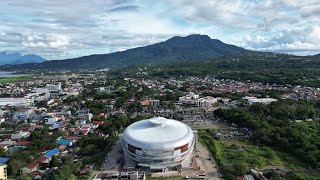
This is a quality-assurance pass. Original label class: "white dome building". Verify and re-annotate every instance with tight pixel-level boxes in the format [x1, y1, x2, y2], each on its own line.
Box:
[123, 117, 195, 171]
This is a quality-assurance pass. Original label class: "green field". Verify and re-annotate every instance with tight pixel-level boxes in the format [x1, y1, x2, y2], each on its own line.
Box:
[0, 76, 32, 83]
[198, 129, 319, 180]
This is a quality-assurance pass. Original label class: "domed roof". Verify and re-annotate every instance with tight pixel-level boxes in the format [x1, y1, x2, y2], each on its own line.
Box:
[123, 117, 194, 150]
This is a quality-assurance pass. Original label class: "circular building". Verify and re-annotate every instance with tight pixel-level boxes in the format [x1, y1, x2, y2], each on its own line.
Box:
[123, 117, 195, 171]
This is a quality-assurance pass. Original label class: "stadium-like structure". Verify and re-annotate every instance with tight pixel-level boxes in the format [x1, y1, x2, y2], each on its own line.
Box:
[123, 117, 195, 171]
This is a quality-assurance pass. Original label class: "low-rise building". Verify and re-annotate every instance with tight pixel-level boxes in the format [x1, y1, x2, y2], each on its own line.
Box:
[44, 113, 59, 125]
[179, 92, 216, 107]
[140, 99, 160, 106]
[76, 109, 93, 122]
[20, 156, 49, 174]
[11, 131, 31, 140]
[247, 98, 278, 106]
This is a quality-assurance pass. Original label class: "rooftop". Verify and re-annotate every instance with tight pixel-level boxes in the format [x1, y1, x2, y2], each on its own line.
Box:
[123, 117, 194, 150]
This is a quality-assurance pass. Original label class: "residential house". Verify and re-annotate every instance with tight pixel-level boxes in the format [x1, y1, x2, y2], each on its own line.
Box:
[11, 131, 30, 140]
[20, 156, 49, 174]
[43, 148, 60, 161]
[13, 108, 34, 122]
[76, 109, 93, 122]
[44, 113, 59, 125]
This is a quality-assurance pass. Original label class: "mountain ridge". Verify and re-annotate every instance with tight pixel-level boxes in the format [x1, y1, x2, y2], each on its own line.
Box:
[0, 51, 45, 65]
[0, 34, 246, 71]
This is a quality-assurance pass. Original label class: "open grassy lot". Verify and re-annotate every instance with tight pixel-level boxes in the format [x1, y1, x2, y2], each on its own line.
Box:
[198, 129, 318, 179]
[0, 76, 32, 83]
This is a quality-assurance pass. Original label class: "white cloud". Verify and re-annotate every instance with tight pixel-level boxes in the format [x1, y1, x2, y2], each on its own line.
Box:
[0, 0, 320, 58]
[21, 34, 72, 48]
[243, 25, 320, 54]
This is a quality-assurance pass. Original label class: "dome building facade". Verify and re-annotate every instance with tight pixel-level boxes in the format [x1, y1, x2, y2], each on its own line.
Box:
[122, 117, 195, 171]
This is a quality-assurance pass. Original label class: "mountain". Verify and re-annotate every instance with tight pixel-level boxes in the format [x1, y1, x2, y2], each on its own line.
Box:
[0, 34, 246, 71]
[12, 54, 46, 64]
[0, 51, 45, 65]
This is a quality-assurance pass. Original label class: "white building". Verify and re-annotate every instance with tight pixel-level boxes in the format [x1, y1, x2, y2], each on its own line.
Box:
[248, 98, 278, 106]
[123, 117, 195, 172]
[195, 96, 218, 107]
[44, 113, 59, 125]
[11, 131, 31, 139]
[179, 92, 216, 107]
[46, 83, 62, 93]
[179, 92, 199, 105]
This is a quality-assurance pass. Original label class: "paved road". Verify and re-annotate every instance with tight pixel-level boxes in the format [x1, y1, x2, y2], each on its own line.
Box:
[101, 134, 123, 171]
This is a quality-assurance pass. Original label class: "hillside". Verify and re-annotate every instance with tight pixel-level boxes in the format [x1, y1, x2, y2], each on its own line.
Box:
[0, 51, 45, 65]
[0, 34, 245, 71]
[134, 51, 320, 87]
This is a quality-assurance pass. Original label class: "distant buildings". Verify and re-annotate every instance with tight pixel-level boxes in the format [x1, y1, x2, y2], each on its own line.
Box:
[46, 83, 62, 93]
[140, 99, 160, 106]
[179, 92, 199, 105]
[0, 97, 33, 107]
[247, 98, 278, 106]
[179, 92, 217, 107]
[26, 88, 50, 102]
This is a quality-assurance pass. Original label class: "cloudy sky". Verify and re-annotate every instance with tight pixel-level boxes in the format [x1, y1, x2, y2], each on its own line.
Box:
[0, 0, 320, 59]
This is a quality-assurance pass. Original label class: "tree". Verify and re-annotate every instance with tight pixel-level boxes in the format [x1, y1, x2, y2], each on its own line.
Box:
[16, 174, 33, 180]
[83, 144, 97, 156]
[7, 159, 26, 177]
[0, 148, 6, 157]
[233, 162, 247, 175]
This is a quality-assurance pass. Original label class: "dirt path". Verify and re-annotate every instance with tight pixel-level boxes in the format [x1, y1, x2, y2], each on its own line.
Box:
[195, 141, 222, 180]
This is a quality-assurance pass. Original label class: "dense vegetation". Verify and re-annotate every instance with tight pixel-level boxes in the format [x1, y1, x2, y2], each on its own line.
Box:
[199, 130, 318, 180]
[145, 52, 320, 87]
[215, 99, 320, 169]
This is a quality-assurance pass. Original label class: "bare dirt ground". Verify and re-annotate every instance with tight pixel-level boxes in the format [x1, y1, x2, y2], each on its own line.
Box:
[194, 141, 222, 180]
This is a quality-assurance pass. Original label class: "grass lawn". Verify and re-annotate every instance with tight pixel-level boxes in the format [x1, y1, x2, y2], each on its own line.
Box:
[0, 76, 32, 83]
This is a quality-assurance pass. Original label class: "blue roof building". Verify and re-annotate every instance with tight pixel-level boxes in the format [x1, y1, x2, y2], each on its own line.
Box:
[56, 139, 74, 146]
[44, 148, 60, 158]
[0, 158, 10, 164]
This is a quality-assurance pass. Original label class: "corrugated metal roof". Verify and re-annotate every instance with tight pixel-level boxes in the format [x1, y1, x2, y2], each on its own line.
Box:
[56, 139, 73, 145]
[44, 148, 60, 158]
[0, 157, 10, 164]
[26, 156, 48, 169]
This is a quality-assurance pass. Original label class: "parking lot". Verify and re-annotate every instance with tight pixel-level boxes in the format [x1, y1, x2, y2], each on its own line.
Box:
[182, 113, 230, 130]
